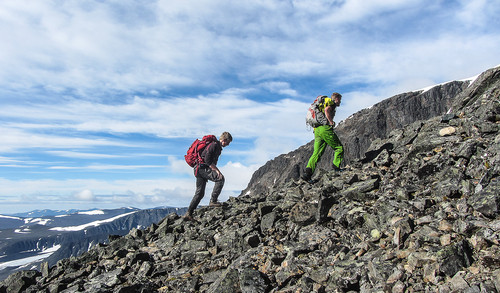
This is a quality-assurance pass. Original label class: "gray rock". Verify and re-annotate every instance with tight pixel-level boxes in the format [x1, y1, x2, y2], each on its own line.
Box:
[450, 271, 470, 292]
[340, 178, 380, 201]
[207, 268, 240, 293]
[84, 268, 123, 291]
[0, 270, 40, 293]
[438, 241, 474, 277]
[290, 202, 317, 225]
[239, 267, 268, 293]
[260, 211, 278, 231]
[469, 179, 499, 218]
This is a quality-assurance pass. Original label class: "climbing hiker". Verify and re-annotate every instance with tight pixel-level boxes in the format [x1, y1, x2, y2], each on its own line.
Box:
[302, 92, 344, 182]
[184, 132, 233, 221]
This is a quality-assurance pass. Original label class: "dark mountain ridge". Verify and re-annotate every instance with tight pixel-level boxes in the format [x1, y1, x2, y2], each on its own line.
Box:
[1, 66, 498, 292]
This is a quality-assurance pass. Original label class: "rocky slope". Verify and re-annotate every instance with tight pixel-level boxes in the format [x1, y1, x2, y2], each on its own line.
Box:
[1, 66, 498, 292]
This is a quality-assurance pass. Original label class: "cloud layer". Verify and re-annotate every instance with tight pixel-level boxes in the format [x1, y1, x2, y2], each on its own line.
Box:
[1, 0, 499, 214]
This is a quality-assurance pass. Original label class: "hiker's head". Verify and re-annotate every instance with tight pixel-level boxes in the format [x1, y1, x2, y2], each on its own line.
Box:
[331, 92, 342, 106]
[220, 132, 232, 147]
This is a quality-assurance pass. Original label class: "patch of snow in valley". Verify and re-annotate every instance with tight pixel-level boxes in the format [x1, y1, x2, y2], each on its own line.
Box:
[49, 211, 137, 231]
[24, 218, 52, 225]
[0, 245, 61, 271]
[14, 228, 31, 234]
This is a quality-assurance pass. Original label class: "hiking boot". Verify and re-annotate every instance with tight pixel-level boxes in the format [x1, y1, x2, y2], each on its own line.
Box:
[332, 165, 344, 172]
[301, 167, 313, 181]
[209, 201, 222, 207]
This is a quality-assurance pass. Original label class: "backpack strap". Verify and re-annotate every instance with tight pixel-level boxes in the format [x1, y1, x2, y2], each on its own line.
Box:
[317, 95, 329, 112]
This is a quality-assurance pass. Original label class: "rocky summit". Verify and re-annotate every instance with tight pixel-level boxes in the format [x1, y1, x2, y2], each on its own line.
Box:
[1, 66, 499, 292]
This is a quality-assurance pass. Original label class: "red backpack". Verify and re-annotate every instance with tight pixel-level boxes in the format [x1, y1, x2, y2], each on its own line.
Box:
[184, 135, 218, 167]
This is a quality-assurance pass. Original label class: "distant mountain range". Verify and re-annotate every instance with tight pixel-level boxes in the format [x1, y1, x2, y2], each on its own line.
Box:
[0, 206, 186, 281]
[9, 209, 81, 218]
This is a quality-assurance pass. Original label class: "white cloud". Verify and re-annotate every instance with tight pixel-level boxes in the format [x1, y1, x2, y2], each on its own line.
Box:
[46, 151, 124, 159]
[456, 0, 489, 28]
[0, 156, 26, 166]
[321, 0, 420, 24]
[1, 0, 498, 100]
[48, 164, 165, 171]
[220, 161, 260, 193]
[74, 189, 96, 201]
[1, 93, 311, 150]
[167, 156, 193, 176]
[0, 177, 195, 212]
[260, 81, 299, 97]
[0, 125, 131, 153]
[0, 156, 263, 214]
[337, 91, 383, 122]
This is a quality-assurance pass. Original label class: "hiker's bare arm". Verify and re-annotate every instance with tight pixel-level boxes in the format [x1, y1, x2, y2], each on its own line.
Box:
[325, 106, 335, 125]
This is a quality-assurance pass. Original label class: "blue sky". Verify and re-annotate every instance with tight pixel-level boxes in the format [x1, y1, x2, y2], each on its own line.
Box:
[1, 0, 499, 214]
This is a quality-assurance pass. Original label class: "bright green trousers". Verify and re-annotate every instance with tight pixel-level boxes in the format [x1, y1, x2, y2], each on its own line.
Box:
[306, 125, 344, 173]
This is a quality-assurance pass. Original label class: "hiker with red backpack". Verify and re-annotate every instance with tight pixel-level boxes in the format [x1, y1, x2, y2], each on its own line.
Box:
[302, 92, 344, 183]
[184, 132, 233, 221]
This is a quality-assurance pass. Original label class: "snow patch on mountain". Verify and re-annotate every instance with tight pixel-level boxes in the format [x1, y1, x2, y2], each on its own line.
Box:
[14, 228, 31, 234]
[0, 245, 61, 271]
[0, 215, 22, 221]
[77, 210, 105, 215]
[417, 75, 478, 93]
[24, 218, 52, 225]
[49, 211, 138, 232]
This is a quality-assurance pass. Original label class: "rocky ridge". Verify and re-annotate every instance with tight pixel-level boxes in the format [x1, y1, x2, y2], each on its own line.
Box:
[241, 79, 469, 197]
[1, 66, 499, 292]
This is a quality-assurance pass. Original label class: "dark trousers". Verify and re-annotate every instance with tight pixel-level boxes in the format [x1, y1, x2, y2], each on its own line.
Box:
[187, 165, 224, 214]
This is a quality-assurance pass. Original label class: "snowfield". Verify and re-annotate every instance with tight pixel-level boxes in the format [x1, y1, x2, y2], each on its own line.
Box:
[0, 215, 22, 221]
[49, 211, 138, 232]
[77, 210, 105, 215]
[14, 228, 31, 234]
[0, 245, 61, 271]
[24, 218, 52, 225]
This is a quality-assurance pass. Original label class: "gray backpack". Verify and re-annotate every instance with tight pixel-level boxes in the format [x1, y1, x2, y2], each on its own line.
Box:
[306, 95, 329, 128]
